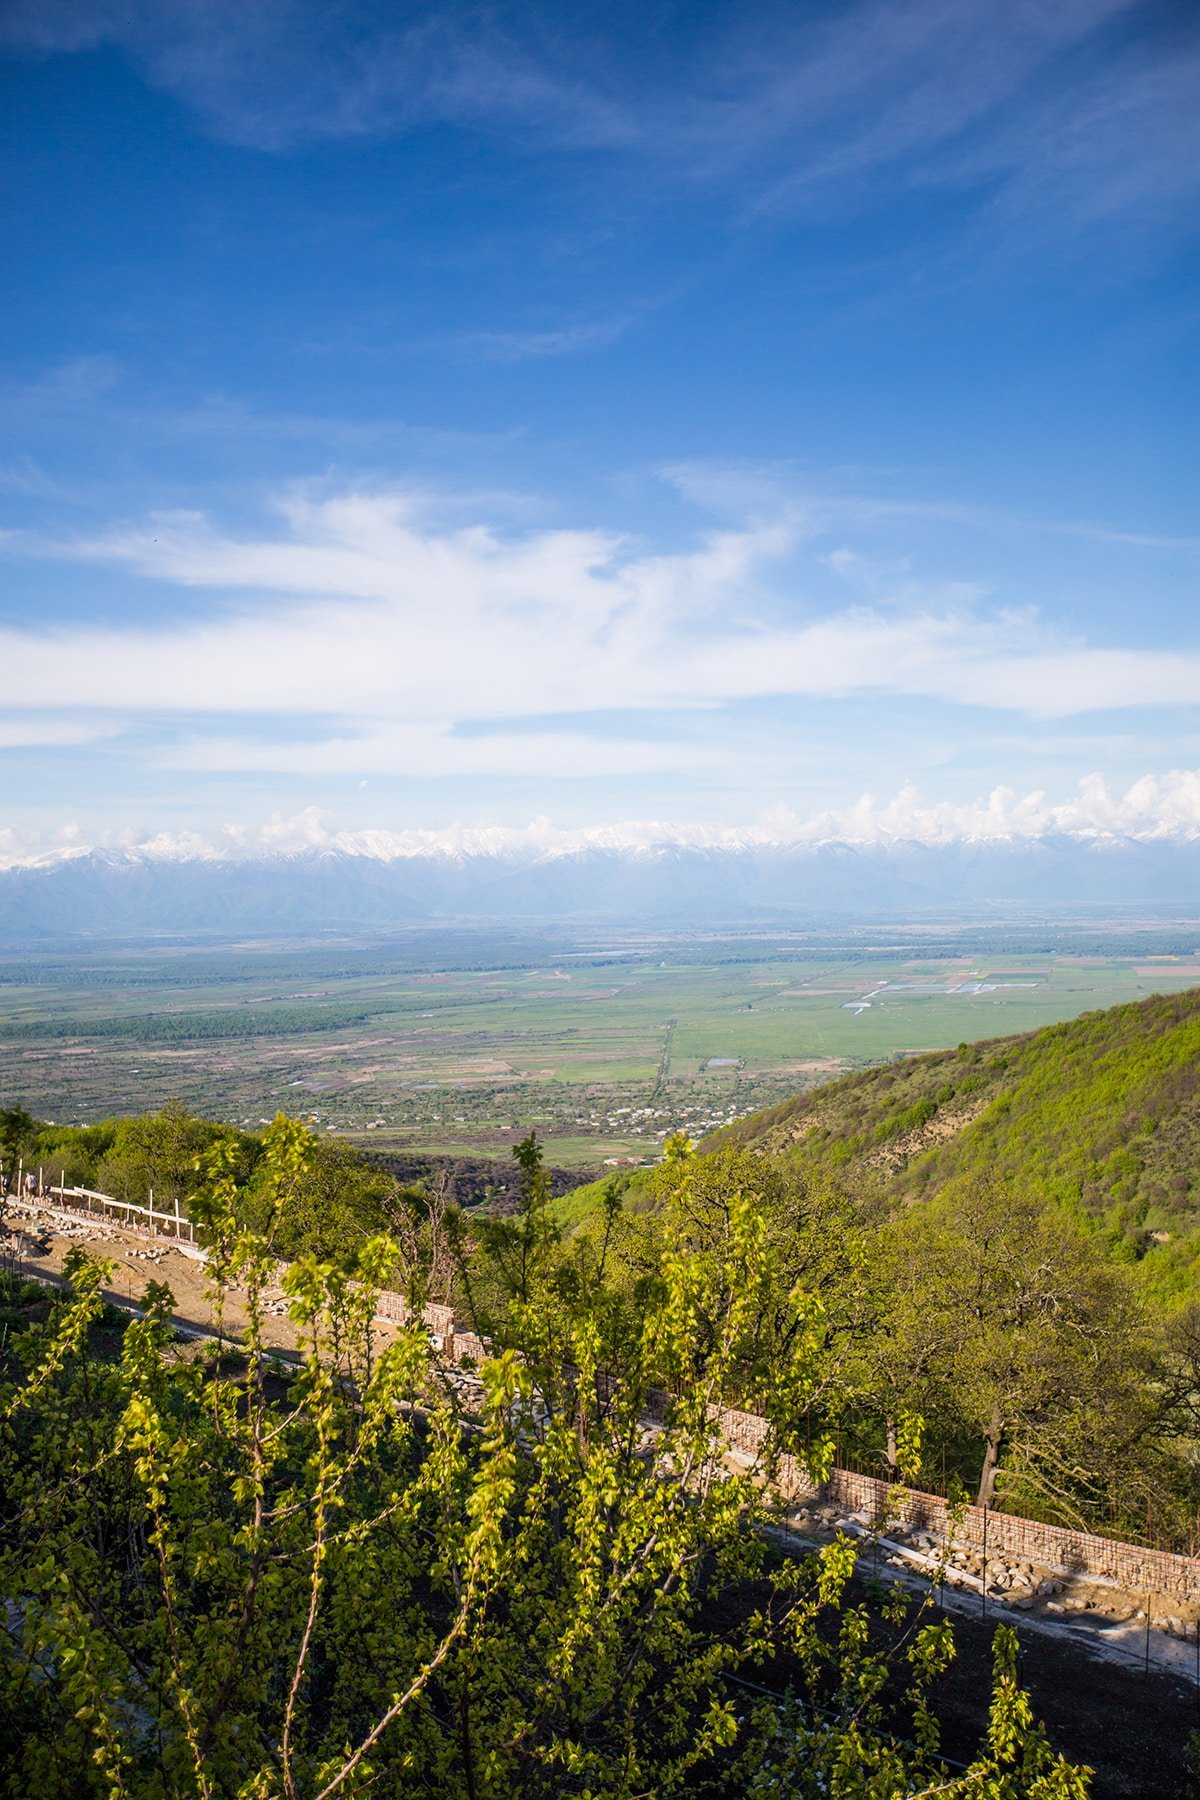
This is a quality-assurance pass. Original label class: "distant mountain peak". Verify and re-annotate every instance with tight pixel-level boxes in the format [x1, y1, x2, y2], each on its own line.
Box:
[0, 830, 1196, 940]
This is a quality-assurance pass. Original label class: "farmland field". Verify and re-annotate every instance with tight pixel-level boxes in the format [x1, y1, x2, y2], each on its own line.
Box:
[1, 919, 1198, 1168]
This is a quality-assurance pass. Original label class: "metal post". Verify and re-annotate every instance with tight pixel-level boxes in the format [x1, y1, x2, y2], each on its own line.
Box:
[1144, 1594, 1151, 1674]
[981, 1507, 988, 1624]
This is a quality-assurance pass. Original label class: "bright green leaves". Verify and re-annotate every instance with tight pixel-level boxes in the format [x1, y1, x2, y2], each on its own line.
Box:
[0, 1124, 1093, 1798]
[958, 1627, 1093, 1799]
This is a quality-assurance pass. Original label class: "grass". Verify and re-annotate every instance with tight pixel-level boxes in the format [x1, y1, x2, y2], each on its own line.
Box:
[2, 922, 1199, 1165]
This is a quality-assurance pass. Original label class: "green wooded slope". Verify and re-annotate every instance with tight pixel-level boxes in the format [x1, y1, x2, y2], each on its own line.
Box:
[708, 987, 1200, 1259]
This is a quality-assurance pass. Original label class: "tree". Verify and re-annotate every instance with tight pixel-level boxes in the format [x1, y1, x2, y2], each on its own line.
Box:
[884, 1181, 1157, 1516]
[236, 1127, 413, 1262]
[94, 1099, 252, 1212]
[0, 1103, 39, 1184]
[0, 1123, 1090, 1796]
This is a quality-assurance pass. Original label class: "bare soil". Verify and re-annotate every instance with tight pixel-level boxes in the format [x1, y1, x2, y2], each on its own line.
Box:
[928, 1597, 1196, 1798]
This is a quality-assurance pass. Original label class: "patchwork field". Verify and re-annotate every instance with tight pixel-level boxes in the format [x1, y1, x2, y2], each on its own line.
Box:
[1, 920, 1198, 1167]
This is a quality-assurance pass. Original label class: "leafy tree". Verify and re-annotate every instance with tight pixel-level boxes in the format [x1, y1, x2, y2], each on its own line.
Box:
[93, 1098, 253, 1212]
[0, 1125, 1089, 1796]
[882, 1182, 1157, 1516]
[0, 1103, 39, 1182]
[236, 1128, 415, 1262]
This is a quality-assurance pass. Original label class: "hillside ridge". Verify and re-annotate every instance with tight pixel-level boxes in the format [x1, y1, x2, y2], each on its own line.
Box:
[707, 986, 1200, 1267]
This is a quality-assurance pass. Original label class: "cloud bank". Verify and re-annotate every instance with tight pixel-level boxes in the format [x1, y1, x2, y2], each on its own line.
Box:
[5, 772, 1200, 871]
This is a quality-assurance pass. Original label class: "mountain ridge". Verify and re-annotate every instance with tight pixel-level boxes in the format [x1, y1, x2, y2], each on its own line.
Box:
[1, 835, 1198, 940]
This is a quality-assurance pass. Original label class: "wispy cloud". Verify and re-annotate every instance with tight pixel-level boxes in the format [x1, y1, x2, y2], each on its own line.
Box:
[0, 457, 70, 500]
[0, 1, 636, 153]
[661, 459, 1200, 558]
[0, 354, 122, 410]
[0, 481, 1196, 789]
[455, 316, 636, 362]
[5, 0, 1195, 245]
[0, 718, 121, 749]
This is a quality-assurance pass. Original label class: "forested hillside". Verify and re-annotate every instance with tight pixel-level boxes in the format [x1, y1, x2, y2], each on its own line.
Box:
[546, 990, 1200, 1549]
[710, 987, 1200, 1280]
[9, 987, 1200, 1557]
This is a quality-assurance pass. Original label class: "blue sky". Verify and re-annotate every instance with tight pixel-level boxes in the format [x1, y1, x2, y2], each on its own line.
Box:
[0, 0, 1198, 859]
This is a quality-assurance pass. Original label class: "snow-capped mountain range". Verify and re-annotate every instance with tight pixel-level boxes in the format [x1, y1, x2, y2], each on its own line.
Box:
[0, 826, 1198, 939]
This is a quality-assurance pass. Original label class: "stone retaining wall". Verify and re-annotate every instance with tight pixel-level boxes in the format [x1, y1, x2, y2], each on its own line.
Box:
[450, 1331, 489, 1365]
[712, 1404, 1199, 1601]
[801, 1464, 1200, 1602]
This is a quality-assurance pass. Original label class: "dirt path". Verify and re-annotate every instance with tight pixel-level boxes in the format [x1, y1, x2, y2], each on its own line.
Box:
[4, 1205, 391, 1360]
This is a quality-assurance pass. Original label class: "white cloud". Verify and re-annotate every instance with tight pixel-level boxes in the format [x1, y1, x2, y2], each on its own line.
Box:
[0, 821, 86, 868]
[1, 487, 800, 740]
[775, 770, 1200, 845]
[6, 771, 1200, 871]
[159, 725, 729, 781]
[0, 483, 1196, 785]
[0, 718, 121, 749]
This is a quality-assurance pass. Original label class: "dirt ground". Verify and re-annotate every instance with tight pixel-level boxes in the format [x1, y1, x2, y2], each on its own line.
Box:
[922, 1589, 1196, 1797]
[6, 1206, 311, 1352]
[5, 1205, 417, 1366]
